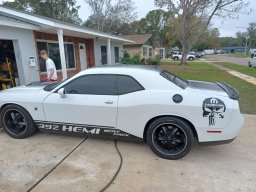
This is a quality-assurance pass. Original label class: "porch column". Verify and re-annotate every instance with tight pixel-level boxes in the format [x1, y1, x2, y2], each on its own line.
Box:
[107, 38, 111, 65]
[57, 28, 67, 79]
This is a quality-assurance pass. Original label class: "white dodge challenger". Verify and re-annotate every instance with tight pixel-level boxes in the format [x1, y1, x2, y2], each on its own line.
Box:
[0, 65, 244, 159]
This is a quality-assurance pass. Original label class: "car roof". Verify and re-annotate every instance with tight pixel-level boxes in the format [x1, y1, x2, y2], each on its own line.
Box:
[80, 64, 163, 75]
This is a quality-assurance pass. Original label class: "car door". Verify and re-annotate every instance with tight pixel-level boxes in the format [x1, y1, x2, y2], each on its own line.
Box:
[42, 74, 118, 128]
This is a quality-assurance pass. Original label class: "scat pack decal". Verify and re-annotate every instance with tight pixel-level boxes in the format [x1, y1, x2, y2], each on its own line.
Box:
[35, 121, 140, 139]
[202, 98, 226, 126]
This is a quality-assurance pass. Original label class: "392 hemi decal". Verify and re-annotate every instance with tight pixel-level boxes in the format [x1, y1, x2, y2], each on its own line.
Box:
[35, 121, 140, 139]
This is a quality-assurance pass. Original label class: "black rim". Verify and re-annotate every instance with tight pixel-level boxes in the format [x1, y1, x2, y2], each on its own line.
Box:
[152, 123, 187, 156]
[3, 109, 27, 135]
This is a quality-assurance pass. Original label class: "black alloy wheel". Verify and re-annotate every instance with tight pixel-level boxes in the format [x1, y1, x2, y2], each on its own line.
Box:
[3, 109, 27, 135]
[153, 123, 187, 156]
[147, 117, 194, 160]
[0, 104, 37, 139]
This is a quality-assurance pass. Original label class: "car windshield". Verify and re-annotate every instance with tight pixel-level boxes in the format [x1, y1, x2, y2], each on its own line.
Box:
[43, 79, 68, 91]
[160, 70, 188, 89]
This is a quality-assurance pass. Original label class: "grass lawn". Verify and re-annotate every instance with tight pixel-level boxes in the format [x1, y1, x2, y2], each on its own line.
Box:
[228, 53, 250, 58]
[160, 62, 256, 114]
[214, 62, 256, 78]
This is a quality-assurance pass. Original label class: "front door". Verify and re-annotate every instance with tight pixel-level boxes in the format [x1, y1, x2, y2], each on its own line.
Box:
[42, 75, 118, 128]
[79, 43, 87, 70]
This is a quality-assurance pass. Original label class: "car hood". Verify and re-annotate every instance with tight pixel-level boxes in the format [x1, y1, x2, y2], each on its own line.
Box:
[0, 82, 54, 103]
[1, 81, 54, 93]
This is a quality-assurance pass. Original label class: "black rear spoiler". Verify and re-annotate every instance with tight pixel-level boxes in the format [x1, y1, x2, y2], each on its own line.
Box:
[216, 82, 239, 100]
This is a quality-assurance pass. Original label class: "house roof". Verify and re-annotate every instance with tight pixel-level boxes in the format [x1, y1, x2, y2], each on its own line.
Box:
[123, 34, 153, 45]
[0, 6, 133, 43]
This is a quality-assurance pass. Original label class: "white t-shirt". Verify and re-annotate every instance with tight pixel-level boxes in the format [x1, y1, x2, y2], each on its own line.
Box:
[46, 58, 57, 80]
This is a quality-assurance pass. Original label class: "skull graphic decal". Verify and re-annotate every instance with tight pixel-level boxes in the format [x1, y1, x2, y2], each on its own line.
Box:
[202, 98, 226, 126]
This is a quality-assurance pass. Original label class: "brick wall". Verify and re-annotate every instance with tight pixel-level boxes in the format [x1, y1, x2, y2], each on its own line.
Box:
[33, 31, 95, 81]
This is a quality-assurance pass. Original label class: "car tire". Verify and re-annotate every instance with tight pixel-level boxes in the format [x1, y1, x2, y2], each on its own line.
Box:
[174, 57, 178, 61]
[146, 117, 194, 160]
[189, 57, 194, 61]
[248, 62, 252, 67]
[0, 104, 37, 139]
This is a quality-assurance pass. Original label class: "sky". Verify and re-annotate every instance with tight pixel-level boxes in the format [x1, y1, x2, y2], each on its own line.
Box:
[77, 0, 256, 37]
[1, 0, 255, 37]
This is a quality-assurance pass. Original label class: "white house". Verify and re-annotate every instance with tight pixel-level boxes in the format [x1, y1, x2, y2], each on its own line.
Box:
[0, 6, 132, 89]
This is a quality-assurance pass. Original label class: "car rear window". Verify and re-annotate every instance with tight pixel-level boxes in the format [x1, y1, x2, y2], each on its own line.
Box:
[160, 70, 188, 89]
[117, 75, 144, 95]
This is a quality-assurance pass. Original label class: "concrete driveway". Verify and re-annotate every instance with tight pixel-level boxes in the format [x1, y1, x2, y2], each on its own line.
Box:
[0, 115, 256, 192]
[206, 55, 250, 66]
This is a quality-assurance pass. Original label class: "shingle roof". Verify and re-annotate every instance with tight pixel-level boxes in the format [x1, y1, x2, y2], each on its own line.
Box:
[123, 34, 152, 45]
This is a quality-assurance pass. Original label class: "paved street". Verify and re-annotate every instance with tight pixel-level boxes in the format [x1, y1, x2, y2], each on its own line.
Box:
[0, 115, 256, 192]
[206, 54, 251, 66]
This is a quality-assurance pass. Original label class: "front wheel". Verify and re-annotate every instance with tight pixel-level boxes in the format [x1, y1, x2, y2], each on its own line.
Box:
[248, 62, 252, 67]
[189, 57, 194, 61]
[147, 117, 194, 160]
[0, 104, 37, 139]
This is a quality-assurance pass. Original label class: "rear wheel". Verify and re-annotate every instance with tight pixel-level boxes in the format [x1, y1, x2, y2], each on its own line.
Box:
[174, 57, 178, 61]
[0, 105, 37, 139]
[189, 57, 194, 61]
[248, 62, 252, 67]
[146, 117, 194, 160]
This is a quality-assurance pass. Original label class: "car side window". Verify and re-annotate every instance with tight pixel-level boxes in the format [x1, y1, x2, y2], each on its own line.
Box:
[117, 75, 144, 95]
[64, 75, 117, 95]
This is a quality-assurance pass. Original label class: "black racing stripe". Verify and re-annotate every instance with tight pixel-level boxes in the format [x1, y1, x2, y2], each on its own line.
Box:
[34, 120, 115, 129]
[35, 120, 143, 141]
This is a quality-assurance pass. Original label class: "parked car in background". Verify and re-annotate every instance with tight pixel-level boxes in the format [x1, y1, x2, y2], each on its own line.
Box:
[195, 52, 205, 58]
[171, 52, 195, 61]
[204, 49, 215, 55]
[248, 53, 256, 67]
[215, 50, 225, 54]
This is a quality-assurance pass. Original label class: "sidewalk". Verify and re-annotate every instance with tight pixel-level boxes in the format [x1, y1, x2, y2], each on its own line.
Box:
[203, 59, 256, 85]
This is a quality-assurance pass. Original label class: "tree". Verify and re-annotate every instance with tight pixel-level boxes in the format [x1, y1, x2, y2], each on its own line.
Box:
[136, 10, 171, 47]
[219, 37, 241, 47]
[117, 20, 143, 35]
[84, 0, 137, 34]
[155, 0, 249, 65]
[1, 0, 81, 24]
[193, 27, 220, 51]
[247, 23, 256, 48]
[236, 31, 248, 47]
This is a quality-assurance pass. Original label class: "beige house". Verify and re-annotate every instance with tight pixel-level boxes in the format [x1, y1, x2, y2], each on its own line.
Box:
[123, 34, 154, 59]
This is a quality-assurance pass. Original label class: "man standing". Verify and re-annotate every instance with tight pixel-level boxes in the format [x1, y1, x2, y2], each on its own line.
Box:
[40, 50, 58, 81]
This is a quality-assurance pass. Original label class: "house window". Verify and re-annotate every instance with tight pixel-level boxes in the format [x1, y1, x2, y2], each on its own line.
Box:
[37, 41, 76, 72]
[115, 47, 119, 63]
[143, 47, 147, 57]
[149, 48, 152, 57]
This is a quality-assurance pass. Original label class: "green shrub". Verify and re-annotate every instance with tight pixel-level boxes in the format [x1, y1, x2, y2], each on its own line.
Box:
[147, 55, 161, 65]
[120, 50, 141, 64]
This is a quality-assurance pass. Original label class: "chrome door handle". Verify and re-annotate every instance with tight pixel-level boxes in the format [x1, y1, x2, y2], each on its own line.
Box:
[105, 101, 114, 104]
